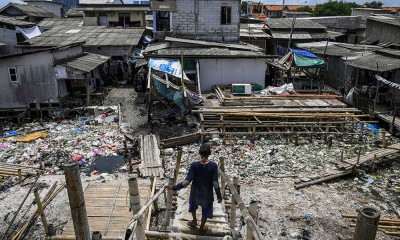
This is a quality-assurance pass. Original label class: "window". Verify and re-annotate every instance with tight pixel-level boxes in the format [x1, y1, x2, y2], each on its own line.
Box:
[8, 67, 17, 82]
[221, 6, 231, 24]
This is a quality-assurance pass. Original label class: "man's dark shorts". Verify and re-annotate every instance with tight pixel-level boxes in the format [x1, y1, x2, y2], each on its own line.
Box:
[188, 199, 213, 218]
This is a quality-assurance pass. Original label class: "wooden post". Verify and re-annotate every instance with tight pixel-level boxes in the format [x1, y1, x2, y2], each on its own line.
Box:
[390, 106, 397, 134]
[354, 207, 380, 240]
[34, 189, 49, 236]
[91, 231, 102, 240]
[85, 75, 90, 106]
[18, 169, 22, 185]
[229, 177, 239, 230]
[356, 146, 362, 165]
[128, 156, 133, 172]
[123, 140, 128, 154]
[219, 157, 225, 198]
[359, 122, 364, 142]
[173, 150, 182, 184]
[372, 154, 377, 172]
[246, 200, 258, 240]
[128, 177, 145, 239]
[328, 135, 333, 148]
[382, 131, 387, 148]
[294, 135, 298, 146]
[163, 178, 174, 227]
[340, 150, 344, 162]
[146, 177, 157, 230]
[39, 158, 44, 170]
[64, 163, 90, 240]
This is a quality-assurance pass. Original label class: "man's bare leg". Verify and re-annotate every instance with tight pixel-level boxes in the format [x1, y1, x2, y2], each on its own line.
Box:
[199, 217, 207, 234]
[191, 211, 198, 226]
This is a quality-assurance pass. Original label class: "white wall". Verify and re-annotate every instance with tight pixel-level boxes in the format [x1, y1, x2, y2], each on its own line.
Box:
[198, 58, 266, 91]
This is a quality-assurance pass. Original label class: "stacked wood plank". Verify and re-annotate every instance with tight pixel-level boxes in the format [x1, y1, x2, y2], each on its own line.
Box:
[139, 134, 164, 178]
[0, 163, 39, 179]
[160, 133, 201, 148]
[195, 87, 370, 137]
[294, 142, 400, 189]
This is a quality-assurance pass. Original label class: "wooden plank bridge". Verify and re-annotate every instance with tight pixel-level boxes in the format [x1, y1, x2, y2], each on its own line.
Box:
[295, 142, 400, 189]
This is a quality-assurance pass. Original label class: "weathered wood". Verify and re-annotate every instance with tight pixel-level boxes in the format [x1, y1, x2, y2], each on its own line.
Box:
[246, 200, 258, 240]
[145, 230, 230, 239]
[218, 168, 263, 240]
[354, 207, 380, 240]
[219, 157, 225, 199]
[229, 177, 238, 230]
[173, 150, 182, 184]
[128, 177, 145, 240]
[163, 178, 174, 227]
[64, 163, 90, 240]
[145, 177, 157, 230]
[34, 189, 49, 236]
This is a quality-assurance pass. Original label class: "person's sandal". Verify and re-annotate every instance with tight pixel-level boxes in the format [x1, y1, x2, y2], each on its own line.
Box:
[199, 226, 208, 235]
[187, 221, 198, 228]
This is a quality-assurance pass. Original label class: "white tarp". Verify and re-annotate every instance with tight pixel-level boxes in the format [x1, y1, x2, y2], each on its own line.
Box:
[148, 58, 189, 80]
[16, 26, 41, 39]
[261, 83, 296, 95]
[376, 75, 400, 90]
[345, 87, 355, 104]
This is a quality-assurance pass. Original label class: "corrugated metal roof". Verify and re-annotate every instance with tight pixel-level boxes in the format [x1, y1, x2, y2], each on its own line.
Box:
[38, 18, 83, 29]
[165, 36, 262, 51]
[152, 48, 268, 57]
[56, 52, 110, 72]
[368, 15, 400, 27]
[65, 7, 84, 17]
[0, 15, 35, 26]
[25, 25, 145, 47]
[0, 3, 56, 18]
[77, 4, 149, 11]
[266, 18, 326, 29]
[143, 42, 170, 53]
[270, 30, 311, 39]
[327, 31, 345, 39]
[240, 23, 271, 38]
[80, 0, 116, 4]
[346, 51, 400, 72]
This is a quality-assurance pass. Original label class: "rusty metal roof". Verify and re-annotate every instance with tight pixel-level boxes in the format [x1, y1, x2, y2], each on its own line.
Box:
[266, 18, 326, 29]
[346, 51, 400, 72]
[0, 3, 56, 18]
[151, 48, 268, 58]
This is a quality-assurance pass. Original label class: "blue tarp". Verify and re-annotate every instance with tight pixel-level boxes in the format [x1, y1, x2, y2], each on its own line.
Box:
[356, 123, 380, 133]
[292, 52, 325, 68]
[291, 49, 318, 58]
[152, 79, 186, 112]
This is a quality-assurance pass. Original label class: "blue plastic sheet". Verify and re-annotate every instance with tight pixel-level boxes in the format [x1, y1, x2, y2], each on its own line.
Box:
[291, 49, 318, 58]
[356, 123, 380, 133]
[152, 79, 186, 112]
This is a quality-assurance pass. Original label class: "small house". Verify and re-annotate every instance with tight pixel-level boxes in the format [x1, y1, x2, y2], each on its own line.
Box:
[0, 3, 56, 23]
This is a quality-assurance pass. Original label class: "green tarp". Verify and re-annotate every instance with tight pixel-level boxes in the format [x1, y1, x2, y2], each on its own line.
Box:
[293, 52, 325, 68]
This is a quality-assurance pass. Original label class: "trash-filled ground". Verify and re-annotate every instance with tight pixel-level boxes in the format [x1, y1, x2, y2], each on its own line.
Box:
[161, 130, 400, 239]
[1, 86, 400, 239]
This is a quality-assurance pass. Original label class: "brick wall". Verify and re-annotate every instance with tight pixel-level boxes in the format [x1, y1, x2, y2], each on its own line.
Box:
[171, 0, 240, 42]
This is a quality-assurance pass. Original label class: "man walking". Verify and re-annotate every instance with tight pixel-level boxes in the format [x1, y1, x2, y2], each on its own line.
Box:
[166, 144, 222, 235]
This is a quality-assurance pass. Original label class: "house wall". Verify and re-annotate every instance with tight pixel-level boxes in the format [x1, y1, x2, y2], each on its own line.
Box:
[83, 11, 145, 26]
[0, 51, 59, 109]
[366, 19, 400, 43]
[171, 0, 240, 42]
[83, 46, 131, 57]
[198, 58, 266, 91]
[83, 16, 98, 26]
[26, 1, 63, 17]
[325, 55, 356, 93]
[0, 28, 21, 56]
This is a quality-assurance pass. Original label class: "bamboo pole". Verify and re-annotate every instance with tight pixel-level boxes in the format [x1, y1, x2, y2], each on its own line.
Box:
[229, 177, 238, 230]
[145, 177, 157, 230]
[173, 150, 182, 184]
[219, 168, 263, 240]
[128, 177, 145, 240]
[246, 200, 258, 240]
[219, 157, 225, 199]
[64, 163, 90, 240]
[34, 189, 49, 236]
[163, 178, 174, 227]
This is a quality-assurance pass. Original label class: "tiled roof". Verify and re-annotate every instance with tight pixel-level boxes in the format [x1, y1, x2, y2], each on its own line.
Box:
[383, 7, 400, 13]
[24, 25, 145, 47]
[265, 5, 285, 11]
[0, 3, 56, 18]
[56, 52, 110, 72]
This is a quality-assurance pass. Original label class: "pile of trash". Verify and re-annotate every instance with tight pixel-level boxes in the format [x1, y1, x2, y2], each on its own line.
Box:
[161, 129, 400, 186]
[0, 106, 124, 175]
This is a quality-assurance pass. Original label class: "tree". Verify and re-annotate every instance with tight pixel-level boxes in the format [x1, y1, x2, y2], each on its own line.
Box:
[241, 1, 249, 15]
[313, 1, 361, 16]
[364, 1, 383, 8]
[296, 6, 313, 13]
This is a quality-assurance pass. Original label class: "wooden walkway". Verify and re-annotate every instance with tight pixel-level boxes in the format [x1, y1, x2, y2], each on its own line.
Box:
[139, 134, 164, 178]
[171, 186, 232, 238]
[377, 113, 400, 131]
[61, 180, 150, 239]
[295, 143, 400, 189]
